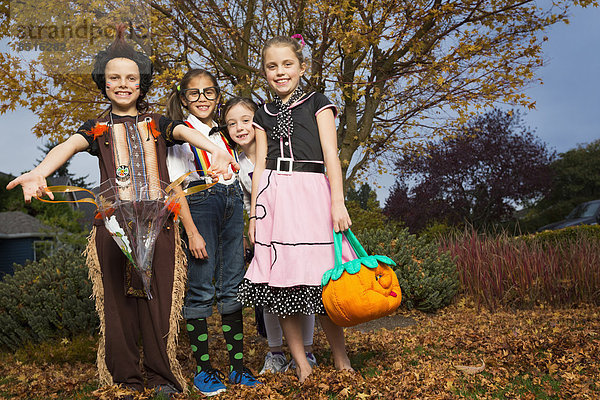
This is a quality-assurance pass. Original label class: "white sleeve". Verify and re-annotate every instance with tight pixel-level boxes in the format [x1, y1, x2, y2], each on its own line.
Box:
[237, 155, 254, 214]
[242, 184, 251, 214]
[166, 144, 189, 183]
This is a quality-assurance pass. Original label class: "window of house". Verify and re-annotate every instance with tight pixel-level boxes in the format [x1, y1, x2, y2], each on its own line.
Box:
[33, 240, 54, 261]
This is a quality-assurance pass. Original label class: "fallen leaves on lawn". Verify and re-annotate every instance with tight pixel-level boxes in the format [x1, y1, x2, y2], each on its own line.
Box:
[454, 359, 485, 375]
[1, 303, 599, 399]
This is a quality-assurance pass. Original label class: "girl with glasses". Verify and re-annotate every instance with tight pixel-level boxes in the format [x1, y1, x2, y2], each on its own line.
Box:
[166, 69, 260, 396]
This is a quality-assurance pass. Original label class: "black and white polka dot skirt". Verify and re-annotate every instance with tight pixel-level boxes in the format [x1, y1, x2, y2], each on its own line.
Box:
[237, 278, 326, 316]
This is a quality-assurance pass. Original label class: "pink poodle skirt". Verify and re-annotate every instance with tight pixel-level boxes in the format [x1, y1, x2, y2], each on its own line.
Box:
[237, 169, 356, 316]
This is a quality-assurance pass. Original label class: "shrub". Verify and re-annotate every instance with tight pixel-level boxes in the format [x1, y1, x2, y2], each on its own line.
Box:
[346, 200, 391, 235]
[0, 249, 97, 350]
[521, 224, 600, 246]
[418, 221, 458, 242]
[441, 226, 600, 310]
[357, 226, 459, 312]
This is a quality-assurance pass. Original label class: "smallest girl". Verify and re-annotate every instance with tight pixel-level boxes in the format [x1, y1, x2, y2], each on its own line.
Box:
[223, 97, 318, 375]
[221, 97, 257, 214]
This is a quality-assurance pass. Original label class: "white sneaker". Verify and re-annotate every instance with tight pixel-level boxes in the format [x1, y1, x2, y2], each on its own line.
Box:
[259, 352, 288, 374]
[284, 352, 318, 371]
[306, 352, 318, 368]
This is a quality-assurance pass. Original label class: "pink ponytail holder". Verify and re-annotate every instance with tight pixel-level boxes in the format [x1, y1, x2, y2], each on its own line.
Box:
[291, 34, 305, 48]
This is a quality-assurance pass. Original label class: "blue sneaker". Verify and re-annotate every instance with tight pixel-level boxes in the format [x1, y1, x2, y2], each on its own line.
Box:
[193, 368, 226, 397]
[229, 367, 262, 387]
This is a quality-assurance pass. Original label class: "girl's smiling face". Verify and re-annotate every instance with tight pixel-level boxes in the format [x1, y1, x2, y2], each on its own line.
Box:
[225, 103, 255, 148]
[263, 45, 306, 103]
[182, 75, 220, 125]
[104, 57, 141, 115]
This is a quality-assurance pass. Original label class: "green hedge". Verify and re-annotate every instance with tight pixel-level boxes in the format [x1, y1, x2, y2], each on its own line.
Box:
[0, 249, 97, 350]
[356, 227, 459, 312]
[521, 224, 600, 246]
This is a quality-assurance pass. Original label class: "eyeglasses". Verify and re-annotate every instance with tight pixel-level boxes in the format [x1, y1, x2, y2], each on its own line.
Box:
[182, 86, 220, 102]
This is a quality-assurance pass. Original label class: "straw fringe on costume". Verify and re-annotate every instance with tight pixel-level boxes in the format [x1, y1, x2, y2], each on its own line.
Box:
[84, 225, 188, 390]
[84, 226, 113, 386]
[167, 224, 188, 392]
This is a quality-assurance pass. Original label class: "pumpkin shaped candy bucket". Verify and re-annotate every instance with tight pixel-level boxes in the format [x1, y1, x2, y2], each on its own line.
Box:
[321, 229, 402, 327]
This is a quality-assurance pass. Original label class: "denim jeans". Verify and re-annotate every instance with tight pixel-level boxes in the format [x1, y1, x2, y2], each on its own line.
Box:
[183, 182, 245, 319]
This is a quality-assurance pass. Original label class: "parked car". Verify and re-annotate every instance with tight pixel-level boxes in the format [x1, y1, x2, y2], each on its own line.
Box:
[538, 199, 600, 231]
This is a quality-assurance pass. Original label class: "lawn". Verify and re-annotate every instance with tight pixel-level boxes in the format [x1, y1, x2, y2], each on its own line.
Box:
[1, 300, 598, 399]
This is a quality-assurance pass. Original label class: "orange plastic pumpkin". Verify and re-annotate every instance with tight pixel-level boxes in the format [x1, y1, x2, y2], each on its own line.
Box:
[321, 230, 402, 327]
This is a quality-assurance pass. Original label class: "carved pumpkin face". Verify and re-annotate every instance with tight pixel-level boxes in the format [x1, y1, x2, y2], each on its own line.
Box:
[369, 263, 400, 297]
[322, 261, 402, 327]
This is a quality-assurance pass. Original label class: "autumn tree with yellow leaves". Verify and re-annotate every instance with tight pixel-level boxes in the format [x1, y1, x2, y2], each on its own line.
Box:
[1, 0, 597, 188]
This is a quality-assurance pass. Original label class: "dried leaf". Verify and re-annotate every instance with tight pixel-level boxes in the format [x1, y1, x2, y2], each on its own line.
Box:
[454, 359, 486, 374]
[2, 302, 600, 399]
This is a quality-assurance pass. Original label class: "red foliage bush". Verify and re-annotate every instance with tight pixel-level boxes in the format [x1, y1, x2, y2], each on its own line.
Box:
[441, 227, 600, 310]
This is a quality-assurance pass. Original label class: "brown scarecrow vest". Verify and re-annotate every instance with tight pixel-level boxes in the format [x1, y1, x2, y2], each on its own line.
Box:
[87, 113, 175, 297]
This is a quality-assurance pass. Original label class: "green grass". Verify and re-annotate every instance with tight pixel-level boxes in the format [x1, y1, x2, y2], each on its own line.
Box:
[350, 350, 383, 377]
[498, 374, 562, 399]
[454, 372, 563, 399]
[0, 376, 17, 399]
[14, 334, 97, 364]
[68, 382, 97, 400]
[361, 366, 381, 378]
[350, 350, 379, 367]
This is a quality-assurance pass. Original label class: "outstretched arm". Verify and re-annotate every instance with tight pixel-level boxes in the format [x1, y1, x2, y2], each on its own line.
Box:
[317, 108, 351, 233]
[6, 135, 89, 202]
[173, 124, 240, 179]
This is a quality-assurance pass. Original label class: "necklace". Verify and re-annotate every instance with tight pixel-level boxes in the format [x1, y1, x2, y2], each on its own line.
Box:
[110, 111, 139, 187]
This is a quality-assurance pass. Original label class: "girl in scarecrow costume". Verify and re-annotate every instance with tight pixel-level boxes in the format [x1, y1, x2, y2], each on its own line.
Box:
[6, 26, 239, 396]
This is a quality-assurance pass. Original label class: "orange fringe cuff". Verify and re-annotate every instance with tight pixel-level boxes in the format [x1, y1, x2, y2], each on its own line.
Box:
[146, 119, 161, 138]
[89, 123, 109, 140]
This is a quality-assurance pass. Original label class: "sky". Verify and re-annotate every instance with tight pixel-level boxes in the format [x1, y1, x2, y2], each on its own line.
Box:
[1, 5, 599, 203]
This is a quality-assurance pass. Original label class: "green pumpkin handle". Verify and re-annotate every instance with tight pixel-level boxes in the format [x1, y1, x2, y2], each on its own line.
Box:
[324, 229, 396, 287]
[333, 229, 369, 267]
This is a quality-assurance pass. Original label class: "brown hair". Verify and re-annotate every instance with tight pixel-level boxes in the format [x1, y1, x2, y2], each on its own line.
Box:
[260, 35, 305, 74]
[223, 97, 258, 121]
[166, 69, 221, 121]
[221, 97, 258, 150]
[91, 24, 153, 113]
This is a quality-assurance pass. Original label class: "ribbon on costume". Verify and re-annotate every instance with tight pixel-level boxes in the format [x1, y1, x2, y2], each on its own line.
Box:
[37, 171, 218, 221]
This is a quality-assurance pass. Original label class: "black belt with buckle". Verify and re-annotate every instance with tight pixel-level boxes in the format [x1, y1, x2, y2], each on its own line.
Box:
[265, 158, 325, 174]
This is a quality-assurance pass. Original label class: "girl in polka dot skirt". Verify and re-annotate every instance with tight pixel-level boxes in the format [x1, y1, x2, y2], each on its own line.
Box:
[238, 35, 355, 383]
[223, 97, 319, 375]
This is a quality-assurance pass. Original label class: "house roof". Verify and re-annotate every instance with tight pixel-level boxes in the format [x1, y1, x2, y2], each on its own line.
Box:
[0, 211, 55, 239]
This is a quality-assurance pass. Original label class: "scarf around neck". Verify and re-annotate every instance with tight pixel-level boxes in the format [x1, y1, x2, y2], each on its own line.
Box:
[272, 88, 304, 141]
